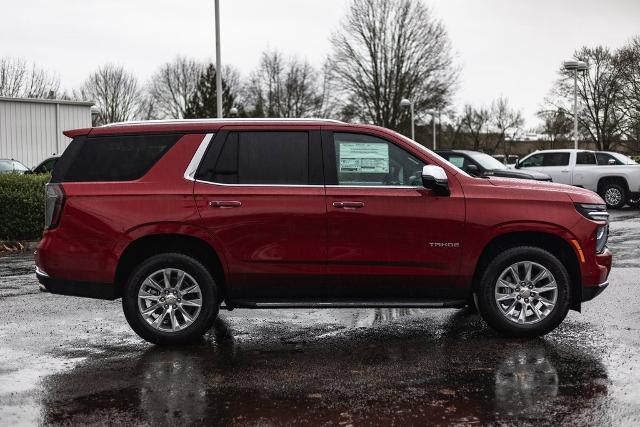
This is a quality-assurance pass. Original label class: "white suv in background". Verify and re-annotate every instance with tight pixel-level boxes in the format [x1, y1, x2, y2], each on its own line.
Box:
[516, 149, 640, 209]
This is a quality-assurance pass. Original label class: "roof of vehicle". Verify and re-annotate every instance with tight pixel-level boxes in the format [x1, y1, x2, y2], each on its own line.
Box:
[526, 149, 594, 154]
[435, 149, 478, 154]
[63, 118, 352, 138]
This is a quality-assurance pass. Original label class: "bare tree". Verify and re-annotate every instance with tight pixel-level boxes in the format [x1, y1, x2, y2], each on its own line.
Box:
[329, 0, 458, 131]
[243, 50, 322, 118]
[76, 64, 142, 125]
[537, 108, 573, 148]
[148, 57, 204, 119]
[0, 57, 60, 98]
[548, 46, 625, 151]
[490, 96, 524, 154]
[460, 105, 491, 151]
[616, 37, 640, 145]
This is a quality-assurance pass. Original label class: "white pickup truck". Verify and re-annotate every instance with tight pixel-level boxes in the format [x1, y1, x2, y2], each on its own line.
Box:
[515, 149, 640, 209]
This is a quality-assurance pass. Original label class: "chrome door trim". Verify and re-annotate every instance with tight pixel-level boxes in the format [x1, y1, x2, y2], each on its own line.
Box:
[183, 133, 214, 181]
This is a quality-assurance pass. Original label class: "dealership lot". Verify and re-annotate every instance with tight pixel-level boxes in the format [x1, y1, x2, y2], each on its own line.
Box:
[0, 210, 638, 425]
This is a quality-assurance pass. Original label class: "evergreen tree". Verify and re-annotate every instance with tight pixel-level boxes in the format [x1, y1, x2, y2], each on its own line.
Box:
[184, 64, 236, 118]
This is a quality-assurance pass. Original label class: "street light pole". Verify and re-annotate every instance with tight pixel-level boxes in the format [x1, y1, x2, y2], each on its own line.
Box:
[400, 99, 415, 141]
[215, 0, 223, 118]
[563, 60, 588, 149]
[426, 109, 437, 150]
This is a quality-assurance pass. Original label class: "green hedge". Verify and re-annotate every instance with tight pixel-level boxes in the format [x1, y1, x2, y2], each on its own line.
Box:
[0, 173, 50, 241]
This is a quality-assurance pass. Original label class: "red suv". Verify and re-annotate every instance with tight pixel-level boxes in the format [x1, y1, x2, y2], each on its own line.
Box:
[36, 119, 612, 344]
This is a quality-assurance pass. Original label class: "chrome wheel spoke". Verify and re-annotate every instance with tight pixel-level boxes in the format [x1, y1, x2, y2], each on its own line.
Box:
[509, 266, 521, 282]
[523, 262, 533, 281]
[531, 269, 548, 285]
[180, 298, 202, 308]
[497, 293, 515, 302]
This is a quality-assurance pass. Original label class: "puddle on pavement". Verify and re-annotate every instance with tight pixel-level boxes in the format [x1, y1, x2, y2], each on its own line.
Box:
[34, 310, 614, 426]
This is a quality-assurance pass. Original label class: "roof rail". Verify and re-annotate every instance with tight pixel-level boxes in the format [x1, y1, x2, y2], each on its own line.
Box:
[101, 118, 346, 127]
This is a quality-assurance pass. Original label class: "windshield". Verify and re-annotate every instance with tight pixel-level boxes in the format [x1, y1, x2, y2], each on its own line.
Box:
[0, 160, 29, 173]
[465, 151, 507, 170]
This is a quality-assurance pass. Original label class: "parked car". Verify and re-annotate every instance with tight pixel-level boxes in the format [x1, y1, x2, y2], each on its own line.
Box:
[0, 159, 30, 174]
[32, 155, 60, 174]
[437, 150, 551, 181]
[36, 119, 612, 345]
[516, 149, 640, 209]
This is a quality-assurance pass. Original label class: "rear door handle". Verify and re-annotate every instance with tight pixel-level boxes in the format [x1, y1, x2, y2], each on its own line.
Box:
[209, 200, 242, 208]
[333, 201, 364, 209]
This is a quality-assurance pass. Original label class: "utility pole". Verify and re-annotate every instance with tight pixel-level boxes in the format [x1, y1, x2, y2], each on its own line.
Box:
[215, 0, 223, 118]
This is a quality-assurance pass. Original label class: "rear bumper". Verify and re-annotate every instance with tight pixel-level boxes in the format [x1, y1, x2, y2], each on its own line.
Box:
[37, 272, 117, 300]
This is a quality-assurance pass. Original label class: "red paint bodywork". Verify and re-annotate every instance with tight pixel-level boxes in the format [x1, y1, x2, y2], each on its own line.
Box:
[37, 120, 612, 304]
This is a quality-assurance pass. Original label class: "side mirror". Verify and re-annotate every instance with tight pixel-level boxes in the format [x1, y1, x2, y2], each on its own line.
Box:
[514, 160, 521, 169]
[421, 165, 450, 196]
[608, 159, 616, 165]
[466, 164, 479, 176]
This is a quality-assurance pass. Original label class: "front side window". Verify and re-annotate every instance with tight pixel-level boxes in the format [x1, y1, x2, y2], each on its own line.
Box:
[201, 131, 309, 185]
[333, 133, 425, 187]
[596, 152, 623, 165]
[542, 153, 570, 166]
[520, 153, 543, 167]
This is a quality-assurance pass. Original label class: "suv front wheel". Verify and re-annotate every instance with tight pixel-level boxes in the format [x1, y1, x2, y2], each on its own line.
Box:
[476, 246, 571, 337]
[122, 253, 220, 345]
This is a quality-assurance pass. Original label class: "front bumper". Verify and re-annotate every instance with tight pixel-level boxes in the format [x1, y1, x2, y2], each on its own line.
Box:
[582, 280, 609, 302]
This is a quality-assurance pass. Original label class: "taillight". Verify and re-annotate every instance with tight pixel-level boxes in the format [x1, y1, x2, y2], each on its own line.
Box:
[44, 183, 65, 229]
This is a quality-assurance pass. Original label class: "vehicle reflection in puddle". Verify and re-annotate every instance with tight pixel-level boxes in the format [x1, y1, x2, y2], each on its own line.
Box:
[39, 308, 609, 425]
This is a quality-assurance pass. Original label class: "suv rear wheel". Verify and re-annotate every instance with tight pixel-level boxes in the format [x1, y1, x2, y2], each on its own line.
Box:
[122, 253, 220, 345]
[476, 247, 571, 337]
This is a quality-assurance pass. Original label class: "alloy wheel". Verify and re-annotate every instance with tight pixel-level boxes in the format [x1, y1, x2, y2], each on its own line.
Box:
[137, 268, 203, 332]
[494, 261, 558, 325]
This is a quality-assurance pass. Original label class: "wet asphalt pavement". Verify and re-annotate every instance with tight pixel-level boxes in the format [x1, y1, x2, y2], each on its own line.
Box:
[1, 211, 640, 426]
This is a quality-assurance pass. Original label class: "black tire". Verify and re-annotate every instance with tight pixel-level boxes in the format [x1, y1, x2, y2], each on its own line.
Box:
[476, 246, 571, 338]
[122, 253, 220, 345]
[600, 182, 627, 209]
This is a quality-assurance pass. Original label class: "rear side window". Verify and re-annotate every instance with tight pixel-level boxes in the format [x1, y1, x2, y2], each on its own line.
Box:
[576, 152, 596, 165]
[199, 131, 309, 185]
[54, 134, 180, 182]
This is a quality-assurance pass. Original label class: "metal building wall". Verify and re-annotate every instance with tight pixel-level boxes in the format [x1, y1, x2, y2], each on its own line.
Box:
[0, 97, 93, 168]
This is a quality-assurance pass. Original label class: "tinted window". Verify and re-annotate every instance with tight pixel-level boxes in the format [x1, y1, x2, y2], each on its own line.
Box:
[59, 134, 180, 182]
[201, 131, 309, 185]
[542, 153, 570, 166]
[596, 152, 623, 165]
[333, 133, 425, 186]
[576, 151, 596, 165]
[520, 154, 543, 167]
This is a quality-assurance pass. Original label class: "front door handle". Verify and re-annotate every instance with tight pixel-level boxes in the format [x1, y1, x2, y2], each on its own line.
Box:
[209, 200, 242, 208]
[333, 201, 364, 209]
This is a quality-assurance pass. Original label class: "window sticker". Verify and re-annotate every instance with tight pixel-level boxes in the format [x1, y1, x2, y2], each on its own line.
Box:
[339, 142, 389, 173]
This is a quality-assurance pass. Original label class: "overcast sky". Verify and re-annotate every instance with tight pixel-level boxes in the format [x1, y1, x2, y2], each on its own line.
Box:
[2, 0, 639, 128]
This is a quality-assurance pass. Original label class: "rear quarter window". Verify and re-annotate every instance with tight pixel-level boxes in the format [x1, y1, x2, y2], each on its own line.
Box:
[52, 134, 180, 182]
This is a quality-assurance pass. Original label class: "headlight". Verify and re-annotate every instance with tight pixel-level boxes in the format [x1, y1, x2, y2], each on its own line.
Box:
[595, 225, 608, 253]
[575, 203, 609, 253]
